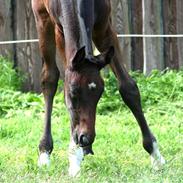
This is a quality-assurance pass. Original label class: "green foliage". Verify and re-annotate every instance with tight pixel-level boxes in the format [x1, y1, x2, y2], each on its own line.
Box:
[1, 56, 183, 118]
[131, 70, 183, 107]
[0, 57, 66, 118]
[98, 69, 183, 114]
[0, 89, 43, 117]
[0, 56, 24, 90]
[98, 71, 123, 114]
[0, 59, 183, 182]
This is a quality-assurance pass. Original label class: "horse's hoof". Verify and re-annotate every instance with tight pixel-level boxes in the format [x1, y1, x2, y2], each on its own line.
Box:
[38, 152, 50, 167]
[151, 142, 166, 170]
[151, 154, 165, 170]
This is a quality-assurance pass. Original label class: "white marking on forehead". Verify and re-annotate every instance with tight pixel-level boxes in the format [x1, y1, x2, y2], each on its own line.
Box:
[88, 82, 97, 90]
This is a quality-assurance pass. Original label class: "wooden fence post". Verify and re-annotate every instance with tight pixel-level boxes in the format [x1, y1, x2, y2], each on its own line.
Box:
[142, 0, 164, 74]
[176, 0, 183, 68]
[130, 0, 143, 71]
[111, 0, 131, 70]
[162, 0, 179, 69]
[1, 0, 183, 92]
[15, 0, 41, 92]
[0, 0, 14, 59]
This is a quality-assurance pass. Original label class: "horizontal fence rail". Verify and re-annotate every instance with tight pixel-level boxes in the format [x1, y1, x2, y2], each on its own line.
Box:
[117, 34, 183, 38]
[1, 34, 183, 45]
[0, 39, 39, 45]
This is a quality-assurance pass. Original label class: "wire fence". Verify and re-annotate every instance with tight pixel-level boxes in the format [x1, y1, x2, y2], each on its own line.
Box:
[1, 34, 183, 45]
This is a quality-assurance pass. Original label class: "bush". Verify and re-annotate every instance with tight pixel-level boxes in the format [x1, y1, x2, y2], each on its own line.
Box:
[98, 69, 183, 114]
[0, 89, 43, 117]
[97, 71, 123, 114]
[0, 56, 24, 90]
[1, 56, 183, 118]
[131, 70, 183, 107]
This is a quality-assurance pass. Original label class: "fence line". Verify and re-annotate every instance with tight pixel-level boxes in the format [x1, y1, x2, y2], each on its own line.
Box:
[1, 34, 183, 45]
[117, 34, 183, 38]
[0, 39, 39, 45]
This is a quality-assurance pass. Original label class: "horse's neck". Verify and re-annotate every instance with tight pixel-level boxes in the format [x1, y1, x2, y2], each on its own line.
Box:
[77, 0, 94, 56]
[58, 0, 94, 62]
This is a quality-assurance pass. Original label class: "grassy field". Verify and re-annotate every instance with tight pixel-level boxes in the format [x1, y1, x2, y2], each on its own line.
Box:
[0, 57, 183, 182]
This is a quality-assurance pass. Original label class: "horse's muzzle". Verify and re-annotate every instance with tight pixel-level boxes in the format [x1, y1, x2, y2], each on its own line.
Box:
[78, 134, 94, 155]
[82, 145, 94, 156]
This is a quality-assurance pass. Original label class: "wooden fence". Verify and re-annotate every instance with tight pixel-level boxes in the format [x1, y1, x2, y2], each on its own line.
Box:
[0, 0, 183, 92]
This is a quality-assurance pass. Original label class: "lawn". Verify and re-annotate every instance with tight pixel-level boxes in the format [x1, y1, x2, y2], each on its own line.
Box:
[0, 57, 183, 182]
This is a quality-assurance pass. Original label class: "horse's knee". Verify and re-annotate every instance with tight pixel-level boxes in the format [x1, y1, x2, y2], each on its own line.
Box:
[41, 66, 59, 93]
[119, 78, 140, 106]
[41, 75, 59, 91]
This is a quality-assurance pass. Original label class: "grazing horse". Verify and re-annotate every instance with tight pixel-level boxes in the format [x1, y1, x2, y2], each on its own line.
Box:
[32, 0, 165, 176]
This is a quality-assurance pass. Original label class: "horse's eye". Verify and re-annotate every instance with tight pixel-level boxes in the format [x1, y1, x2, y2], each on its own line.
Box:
[70, 85, 80, 97]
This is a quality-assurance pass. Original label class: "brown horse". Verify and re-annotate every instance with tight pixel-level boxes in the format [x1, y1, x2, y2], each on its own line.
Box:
[32, 0, 165, 176]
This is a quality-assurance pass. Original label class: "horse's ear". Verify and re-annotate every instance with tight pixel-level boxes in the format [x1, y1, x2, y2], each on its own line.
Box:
[72, 46, 86, 70]
[95, 46, 114, 70]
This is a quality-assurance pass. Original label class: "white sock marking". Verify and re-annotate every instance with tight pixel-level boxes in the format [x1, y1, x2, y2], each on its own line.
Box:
[38, 151, 50, 167]
[88, 82, 96, 90]
[68, 141, 84, 177]
[151, 142, 165, 170]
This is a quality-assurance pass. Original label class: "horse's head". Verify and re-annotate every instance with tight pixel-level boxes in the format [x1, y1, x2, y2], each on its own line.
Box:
[65, 46, 114, 154]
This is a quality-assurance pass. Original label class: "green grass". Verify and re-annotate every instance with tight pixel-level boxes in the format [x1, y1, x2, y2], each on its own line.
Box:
[0, 59, 183, 182]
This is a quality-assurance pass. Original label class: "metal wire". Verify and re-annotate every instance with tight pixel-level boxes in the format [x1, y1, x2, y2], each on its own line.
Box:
[0, 34, 183, 45]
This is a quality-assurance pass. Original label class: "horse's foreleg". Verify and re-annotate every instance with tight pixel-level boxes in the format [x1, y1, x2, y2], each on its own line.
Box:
[38, 28, 59, 167]
[94, 25, 165, 169]
[38, 57, 59, 167]
[33, 5, 59, 166]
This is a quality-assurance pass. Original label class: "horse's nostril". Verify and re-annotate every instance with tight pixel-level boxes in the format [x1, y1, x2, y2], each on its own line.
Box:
[79, 134, 90, 147]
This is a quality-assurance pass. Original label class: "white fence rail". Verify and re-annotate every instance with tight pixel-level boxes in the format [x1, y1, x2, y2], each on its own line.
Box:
[1, 34, 183, 45]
